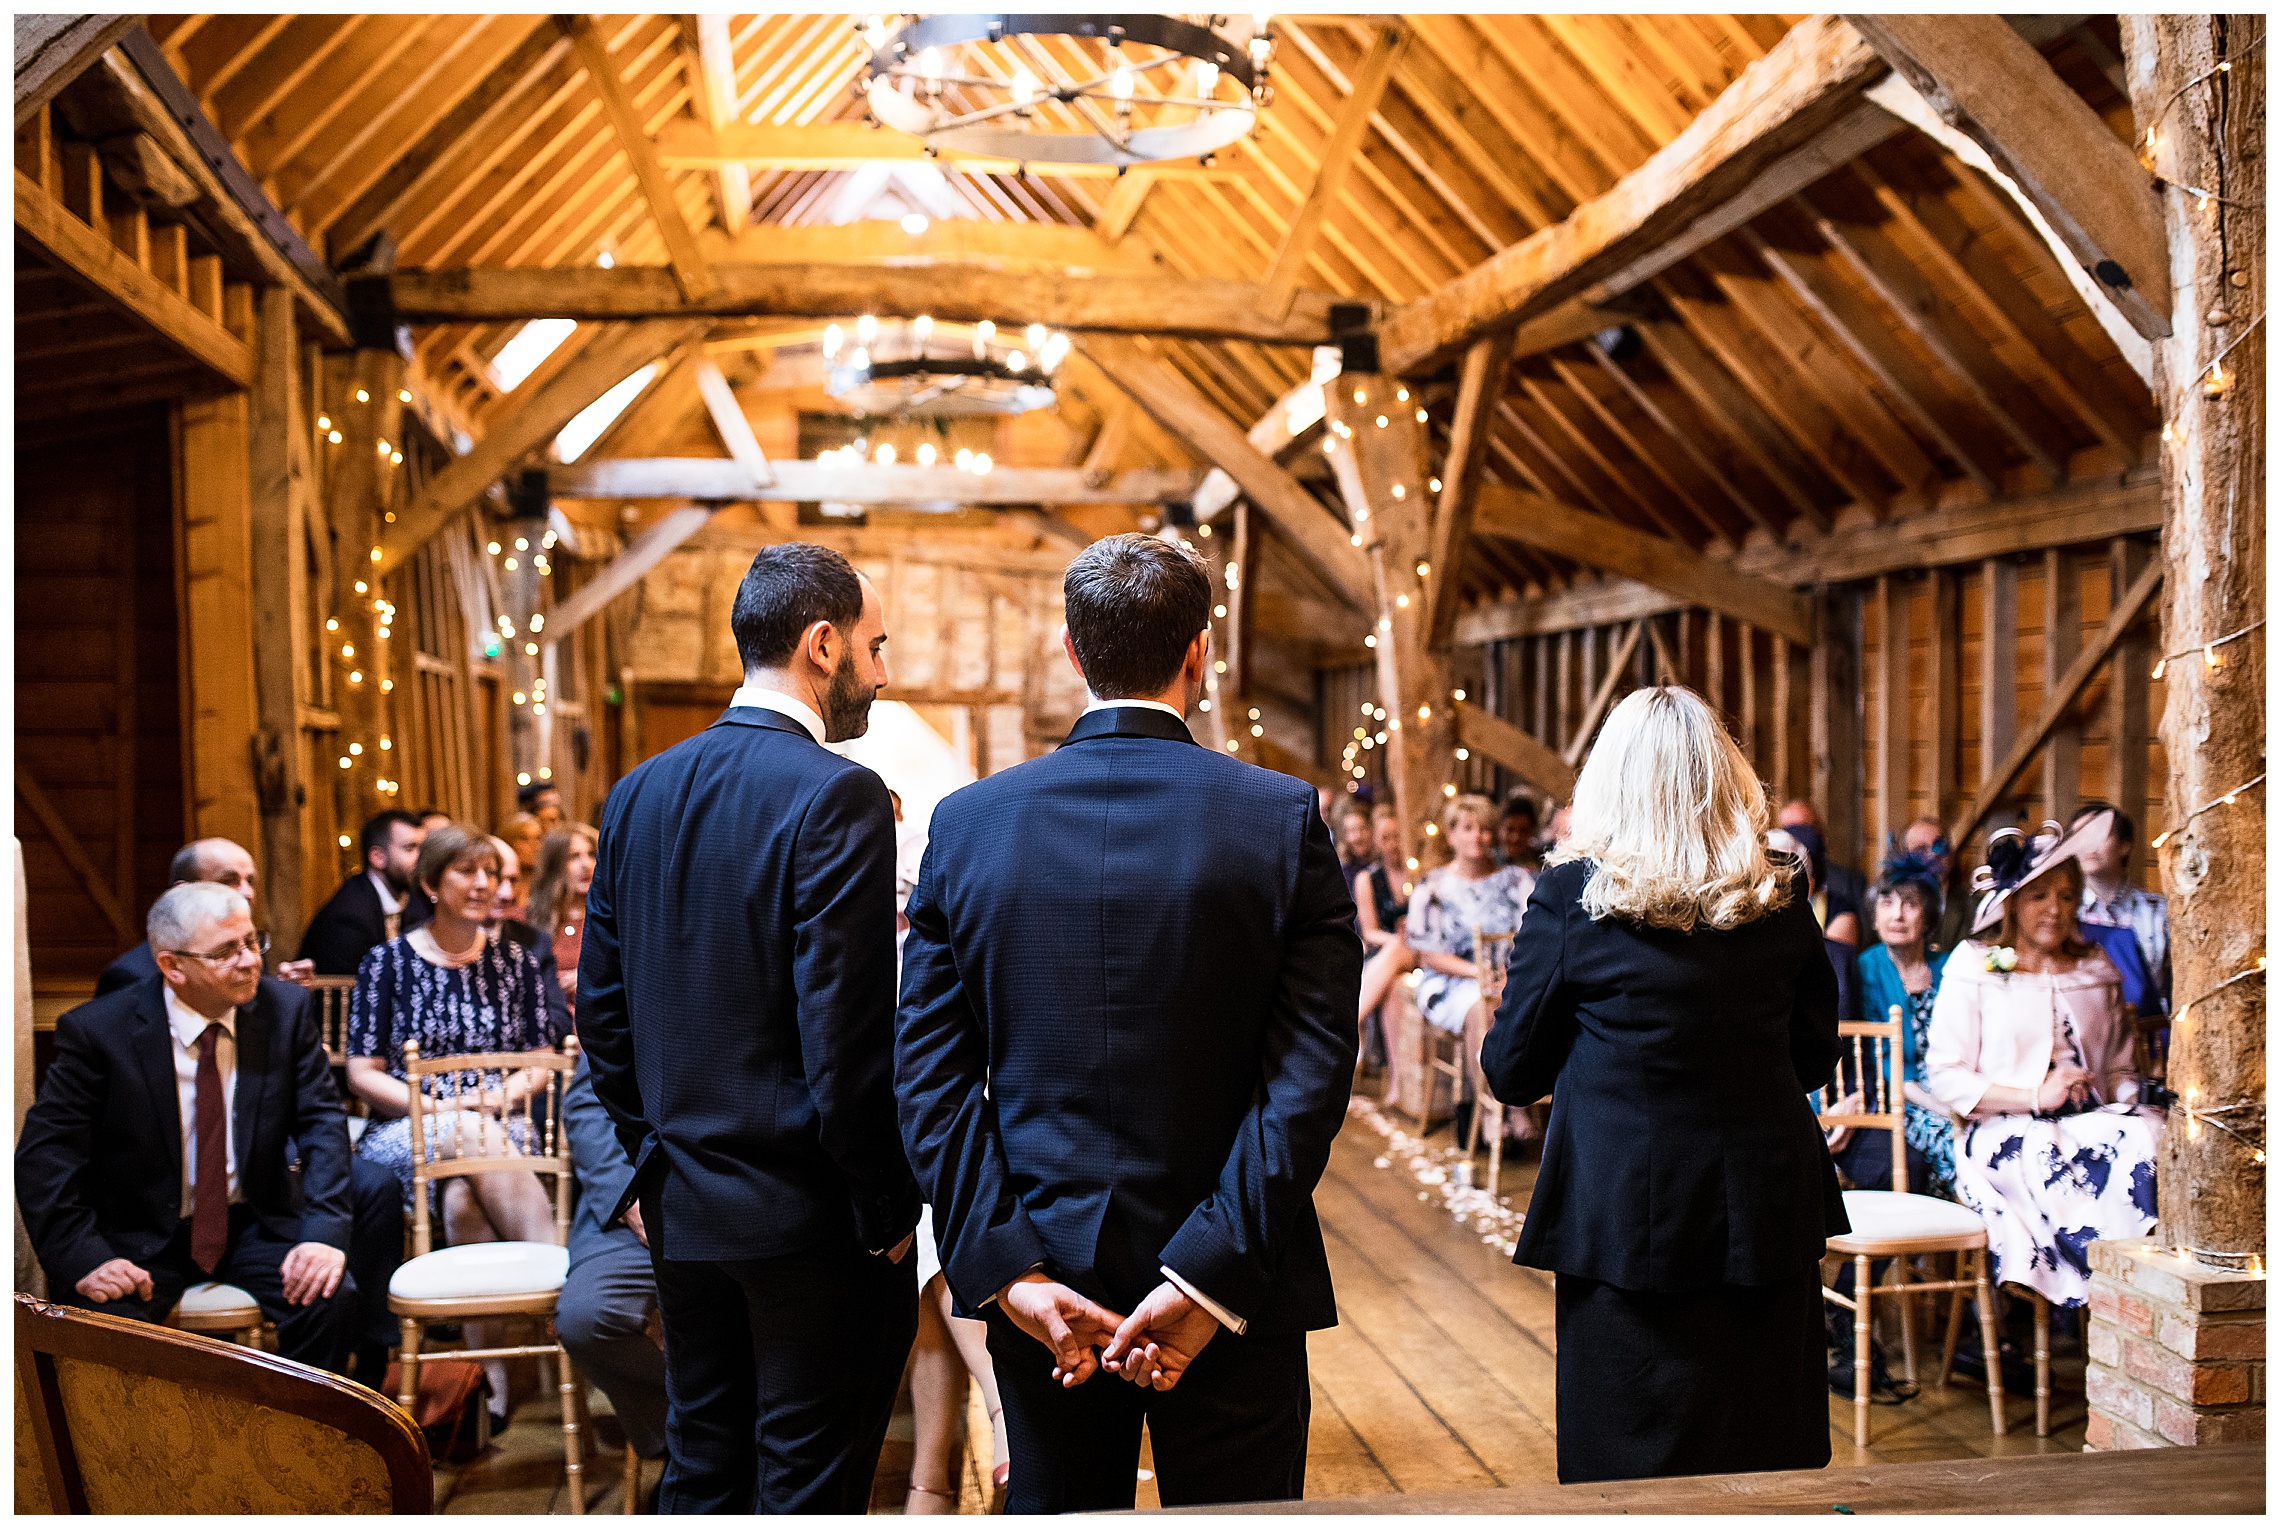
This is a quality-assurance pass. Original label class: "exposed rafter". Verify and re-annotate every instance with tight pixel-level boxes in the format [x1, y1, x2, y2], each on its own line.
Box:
[552, 458, 1205, 505]
[1262, 23, 1407, 310]
[562, 13, 718, 302]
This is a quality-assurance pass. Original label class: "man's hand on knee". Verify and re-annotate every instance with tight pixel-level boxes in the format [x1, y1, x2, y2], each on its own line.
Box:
[75, 1257, 153, 1304]
[996, 1271, 1123, 1388]
[280, 1242, 348, 1305]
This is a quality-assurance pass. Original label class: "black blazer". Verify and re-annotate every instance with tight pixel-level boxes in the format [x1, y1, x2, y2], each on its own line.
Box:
[578, 707, 920, 1261]
[94, 941, 160, 998]
[299, 872, 431, 976]
[15, 975, 356, 1292]
[896, 706, 1361, 1334]
[1481, 859, 1847, 1292]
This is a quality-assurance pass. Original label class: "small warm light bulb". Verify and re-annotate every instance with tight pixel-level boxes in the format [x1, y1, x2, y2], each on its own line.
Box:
[1416, 408, 1429, 423]
[1353, 389, 1366, 405]
[317, 415, 332, 431]
[972, 452, 993, 473]
[504, 557, 518, 570]
[876, 443, 896, 465]
[823, 324, 843, 359]
[518, 772, 532, 787]
[1395, 593, 1410, 608]
[1215, 604, 1228, 618]
[326, 618, 340, 632]
[347, 670, 362, 685]
[1417, 704, 1431, 720]
[1444, 784, 1457, 798]
[338, 834, 353, 849]
[348, 742, 364, 756]
[1012, 67, 1037, 108]
[355, 388, 370, 403]
[2152, 658, 2167, 679]
[2205, 644, 2221, 668]
[515, 538, 529, 551]
[328, 430, 342, 444]
[913, 314, 933, 341]
[1417, 562, 1431, 577]
[916, 442, 936, 467]
[901, 212, 929, 236]
[399, 389, 412, 404]
[856, 314, 879, 344]
[379, 678, 393, 693]
[1452, 689, 1466, 701]
[1391, 483, 1406, 499]
[341, 643, 356, 658]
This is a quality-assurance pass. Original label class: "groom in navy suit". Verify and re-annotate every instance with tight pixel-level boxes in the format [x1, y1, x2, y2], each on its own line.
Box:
[580, 543, 921, 1513]
[897, 533, 1361, 1511]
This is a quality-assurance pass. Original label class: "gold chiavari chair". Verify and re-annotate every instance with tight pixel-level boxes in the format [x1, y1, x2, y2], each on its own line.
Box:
[1461, 924, 1518, 1198]
[1815, 1005, 2012, 1447]
[388, 1038, 589, 1513]
[307, 975, 357, 1068]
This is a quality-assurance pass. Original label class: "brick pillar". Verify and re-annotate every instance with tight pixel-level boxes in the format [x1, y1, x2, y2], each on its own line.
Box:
[2085, 1241, 2265, 1449]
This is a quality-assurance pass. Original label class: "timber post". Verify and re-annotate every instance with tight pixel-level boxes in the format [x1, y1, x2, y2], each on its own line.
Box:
[324, 325, 407, 842]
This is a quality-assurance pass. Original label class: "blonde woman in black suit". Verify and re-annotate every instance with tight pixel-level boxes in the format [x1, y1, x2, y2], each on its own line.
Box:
[1483, 685, 1846, 1484]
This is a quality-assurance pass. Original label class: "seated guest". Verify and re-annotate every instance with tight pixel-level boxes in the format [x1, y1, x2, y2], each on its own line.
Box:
[300, 810, 431, 976]
[485, 836, 571, 1044]
[1497, 793, 1542, 873]
[1898, 816, 1970, 954]
[1770, 823, 1860, 1029]
[346, 823, 558, 1422]
[519, 779, 564, 834]
[1839, 851, 1957, 1198]
[100, 838, 315, 995]
[526, 823, 598, 1004]
[1354, 807, 1416, 1094]
[1926, 813, 2158, 1310]
[1397, 795, 1533, 1130]
[17, 884, 359, 1371]
[1335, 802, 1376, 900]
[2071, 801, 2170, 1012]
[1779, 798, 1869, 923]
[557, 1054, 667, 1477]
[412, 807, 454, 835]
[498, 813, 545, 917]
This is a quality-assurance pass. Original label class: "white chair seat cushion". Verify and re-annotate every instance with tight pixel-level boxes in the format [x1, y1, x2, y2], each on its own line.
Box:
[176, 1282, 261, 1319]
[1836, 1189, 1987, 1243]
[389, 1241, 568, 1302]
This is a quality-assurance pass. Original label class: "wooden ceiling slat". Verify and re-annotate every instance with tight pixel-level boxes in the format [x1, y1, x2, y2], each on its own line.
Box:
[1472, 16, 1661, 181]
[1405, 15, 1613, 210]
[1585, 341, 1784, 539]
[310, 18, 562, 249]
[251, 16, 451, 202]
[1547, 352, 1749, 550]
[211, 14, 366, 148]
[1633, 309, 1836, 531]
[185, 14, 297, 111]
[1514, 369, 1699, 546]
[387, 38, 600, 261]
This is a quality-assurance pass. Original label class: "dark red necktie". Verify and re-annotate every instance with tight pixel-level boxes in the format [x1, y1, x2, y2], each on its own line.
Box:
[191, 1023, 229, 1273]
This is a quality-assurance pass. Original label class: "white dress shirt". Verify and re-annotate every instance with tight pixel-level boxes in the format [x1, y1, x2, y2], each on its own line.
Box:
[1082, 696, 1187, 723]
[728, 681, 826, 745]
[1082, 698, 1245, 1333]
[162, 986, 241, 1215]
[367, 868, 403, 917]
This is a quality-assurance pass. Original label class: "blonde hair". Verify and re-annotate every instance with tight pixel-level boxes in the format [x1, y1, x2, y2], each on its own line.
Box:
[1443, 792, 1496, 836]
[1550, 686, 1790, 932]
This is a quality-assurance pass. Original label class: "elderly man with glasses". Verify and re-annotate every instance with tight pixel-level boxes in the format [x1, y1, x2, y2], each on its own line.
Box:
[17, 882, 361, 1371]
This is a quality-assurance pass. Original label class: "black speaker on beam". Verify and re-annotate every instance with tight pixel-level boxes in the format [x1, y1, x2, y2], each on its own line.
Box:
[1330, 301, 1377, 375]
[509, 468, 550, 522]
[1164, 499, 1196, 527]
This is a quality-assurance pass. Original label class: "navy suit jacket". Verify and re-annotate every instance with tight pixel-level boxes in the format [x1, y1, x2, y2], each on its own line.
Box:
[15, 975, 355, 1291]
[561, 1056, 642, 1269]
[578, 706, 920, 1261]
[299, 872, 431, 977]
[1482, 860, 1847, 1292]
[94, 941, 160, 998]
[896, 705, 1361, 1334]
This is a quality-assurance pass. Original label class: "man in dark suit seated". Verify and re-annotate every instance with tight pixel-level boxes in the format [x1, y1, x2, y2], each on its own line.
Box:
[96, 838, 317, 995]
[897, 533, 1362, 1512]
[557, 1054, 666, 1474]
[581, 542, 921, 1513]
[297, 810, 432, 976]
[17, 882, 361, 1372]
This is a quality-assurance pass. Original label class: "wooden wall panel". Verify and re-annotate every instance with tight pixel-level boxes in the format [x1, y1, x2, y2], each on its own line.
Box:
[176, 392, 265, 854]
[16, 407, 185, 988]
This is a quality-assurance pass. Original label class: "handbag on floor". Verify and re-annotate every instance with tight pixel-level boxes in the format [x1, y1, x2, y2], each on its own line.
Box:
[380, 1357, 494, 1462]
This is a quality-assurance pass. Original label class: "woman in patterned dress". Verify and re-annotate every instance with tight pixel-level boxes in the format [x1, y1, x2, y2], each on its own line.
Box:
[1846, 852, 1958, 1198]
[1392, 794, 1533, 1121]
[1926, 814, 2159, 1309]
[347, 822, 559, 1418]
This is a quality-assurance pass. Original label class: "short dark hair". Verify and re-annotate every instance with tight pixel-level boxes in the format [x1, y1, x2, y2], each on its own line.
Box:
[1062, 534, 1212, 699]
[360, 809, 421, 859]
[413, 822, 501, 902]
[516, 781, 560, 809]
[1500, 792, 1539, 826]
[2071, 800, 2134, 844]
[413, 805, 449, 824]
[731, 543, 864, 672]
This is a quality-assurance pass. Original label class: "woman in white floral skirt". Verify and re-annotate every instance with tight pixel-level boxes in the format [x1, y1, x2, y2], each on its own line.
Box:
[1925, 811, 2160, 1310]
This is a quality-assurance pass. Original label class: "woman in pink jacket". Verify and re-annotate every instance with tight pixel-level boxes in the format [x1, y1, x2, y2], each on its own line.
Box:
[1925, 811, 2159, 1309]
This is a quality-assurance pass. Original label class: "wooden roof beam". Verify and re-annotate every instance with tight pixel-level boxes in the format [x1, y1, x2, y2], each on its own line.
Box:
[1378, 15, 1888, 374]
[1454, 699, 1577, 800]
[368, 263, 1350, 346]
[1423, 335, 1515, 651]
[1845, 14, 2171, 343]
[15, 15, 139, 126]
[552, 459, 1205, 506]
[656, 119, 1248, 179]
[562, 13, 717, 303]
[1078, 335, 1374, 611]
[681, 14, 749, 236]
[1261, 22, 1407, 310]
[1471, 482, 1814, 645]
[380, 316, 709, 577]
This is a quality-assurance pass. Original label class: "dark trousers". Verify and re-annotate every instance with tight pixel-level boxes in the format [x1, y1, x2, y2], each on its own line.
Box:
[60, 1206, 358, 1373]
[560, 1238, 668, 1459]
[983, 1305, 1311, 1513]
[650, 1235, 917, 1513]
[346, 1155, 403, 1354]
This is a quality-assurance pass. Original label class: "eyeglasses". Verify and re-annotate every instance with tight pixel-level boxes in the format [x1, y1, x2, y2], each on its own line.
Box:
[167, 932, 272, 964]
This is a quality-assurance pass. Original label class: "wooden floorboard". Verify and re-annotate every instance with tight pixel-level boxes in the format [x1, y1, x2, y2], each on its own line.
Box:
[432, 1096, 2105, 1513]
[1190, 1440, 2266, 1515]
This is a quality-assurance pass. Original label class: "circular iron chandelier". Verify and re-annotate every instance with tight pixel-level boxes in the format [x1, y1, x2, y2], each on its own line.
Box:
[859, 13, 1274, 168]
[823, 315, 1066, 416]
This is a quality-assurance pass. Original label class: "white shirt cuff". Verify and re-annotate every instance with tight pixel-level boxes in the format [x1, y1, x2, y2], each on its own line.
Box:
[1161, 1265, 1247, 1336]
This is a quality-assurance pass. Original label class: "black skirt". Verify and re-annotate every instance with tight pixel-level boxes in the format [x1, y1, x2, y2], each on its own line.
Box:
[1554, 1270, 1830, 1485]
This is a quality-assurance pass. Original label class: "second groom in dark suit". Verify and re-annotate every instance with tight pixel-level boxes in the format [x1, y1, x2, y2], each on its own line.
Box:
[580, 543, 921, 1513]
[897, 533, 1362, 1512]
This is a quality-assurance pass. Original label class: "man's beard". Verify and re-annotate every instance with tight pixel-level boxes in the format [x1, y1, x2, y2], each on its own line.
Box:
[820, 645, 877, 742]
